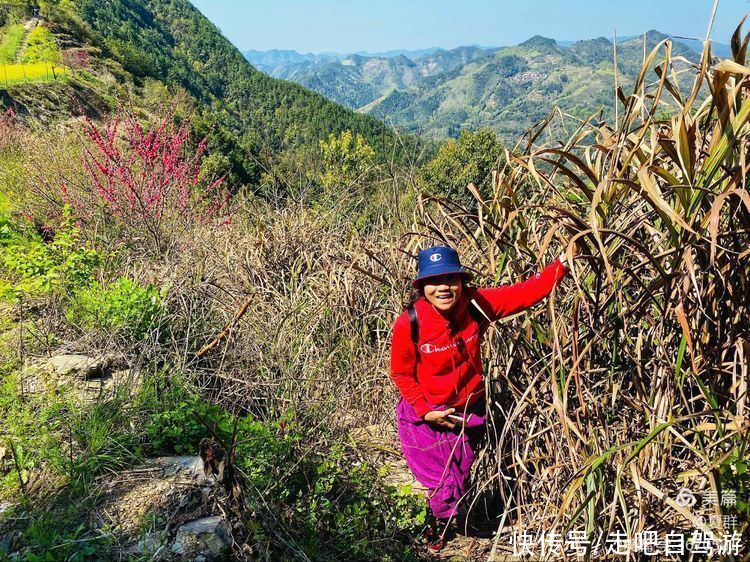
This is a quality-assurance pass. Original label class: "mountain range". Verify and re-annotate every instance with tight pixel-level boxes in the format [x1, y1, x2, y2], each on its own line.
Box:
[243, 46, 447, 70]
[245, 33, 723, 140]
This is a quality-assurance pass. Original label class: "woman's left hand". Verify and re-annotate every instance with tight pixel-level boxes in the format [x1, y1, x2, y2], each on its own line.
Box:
[424, 408, 457, 429]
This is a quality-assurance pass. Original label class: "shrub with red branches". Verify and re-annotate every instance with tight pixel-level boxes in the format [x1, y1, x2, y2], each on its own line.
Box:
[75, 113, 232, 254]
[62, 48, 91, 70]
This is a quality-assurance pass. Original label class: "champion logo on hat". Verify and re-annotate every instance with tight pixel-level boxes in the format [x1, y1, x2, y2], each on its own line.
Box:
[413, 245, 473, 287]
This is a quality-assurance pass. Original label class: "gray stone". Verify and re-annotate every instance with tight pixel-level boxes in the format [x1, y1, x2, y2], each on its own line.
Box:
[154, 456, 207, 482]
[21, 356, 132, 399]
[171, 516, 229, 560]
[45, 354, 108, 379]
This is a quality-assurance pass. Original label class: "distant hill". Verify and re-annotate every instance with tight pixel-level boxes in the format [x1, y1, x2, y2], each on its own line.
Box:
[557, 34, 731, 58]
[365, 31, 698, 139]
[243, 46, 448, 73]
[353, 47, 442, 59]
[248, 45, 501, 113]
[245, 31, 709, 141]
[243, 49, 341, 72]
[669, 36, 731, 58]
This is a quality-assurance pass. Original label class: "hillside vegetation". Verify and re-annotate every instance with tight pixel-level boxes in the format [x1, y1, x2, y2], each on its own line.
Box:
[367, 31, 700, 140]
[0, 17, 68, 88]
[258, 46, 499, 111]
[0, 0, 403, 188]
[0, 24, 25, 63]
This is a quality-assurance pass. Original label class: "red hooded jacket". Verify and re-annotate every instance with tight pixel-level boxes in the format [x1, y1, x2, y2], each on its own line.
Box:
[389, 258, 568, 418]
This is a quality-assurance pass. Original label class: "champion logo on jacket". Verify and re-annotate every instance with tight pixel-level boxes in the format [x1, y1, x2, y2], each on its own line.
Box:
[420, 332, 478, 354]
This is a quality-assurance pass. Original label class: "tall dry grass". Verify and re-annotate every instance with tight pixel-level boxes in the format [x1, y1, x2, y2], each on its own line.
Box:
[405, 18, 750, 555]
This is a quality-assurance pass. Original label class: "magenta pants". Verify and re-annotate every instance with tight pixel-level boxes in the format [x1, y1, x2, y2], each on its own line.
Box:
[396, 396, 486, 520]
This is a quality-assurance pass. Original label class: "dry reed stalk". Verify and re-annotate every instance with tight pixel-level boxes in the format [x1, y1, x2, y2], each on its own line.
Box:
[409, 18, 750, 550]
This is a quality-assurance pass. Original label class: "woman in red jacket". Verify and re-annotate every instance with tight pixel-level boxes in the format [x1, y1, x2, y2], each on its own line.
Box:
[390, 245, 569, 549]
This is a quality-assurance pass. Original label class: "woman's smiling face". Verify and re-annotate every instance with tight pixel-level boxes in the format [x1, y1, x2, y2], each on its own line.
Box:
[422, 273, 463, 313]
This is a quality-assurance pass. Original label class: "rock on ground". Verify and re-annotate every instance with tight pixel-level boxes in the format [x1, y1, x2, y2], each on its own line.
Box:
[92, 456, 228, 560]
[45, 354, 111, 379]
[171, 516, 230, 561]
[20, 353, 136, 400]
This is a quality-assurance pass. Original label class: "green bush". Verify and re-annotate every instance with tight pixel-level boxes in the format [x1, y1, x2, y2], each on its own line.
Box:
[278, 443, 425, 560]
[319, 130, 376, 191]
[139, 373, 231, 455]
[66, 277, 164, 342]
[229, 420, 425, 561]
[0, 208, 100, 300]
[419, 128, 505, 205]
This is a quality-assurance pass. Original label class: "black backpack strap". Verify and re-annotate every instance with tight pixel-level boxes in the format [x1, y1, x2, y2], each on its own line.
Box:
[407, 305, 419, 350]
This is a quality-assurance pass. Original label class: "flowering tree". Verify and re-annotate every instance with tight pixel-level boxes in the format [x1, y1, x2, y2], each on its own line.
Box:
[77, 113, 232, 255]
[62, 48, 91, 71]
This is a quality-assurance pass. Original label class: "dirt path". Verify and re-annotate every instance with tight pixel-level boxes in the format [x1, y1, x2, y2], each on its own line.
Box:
[349, 423, 517, 561]
[13, 18, 39, 63]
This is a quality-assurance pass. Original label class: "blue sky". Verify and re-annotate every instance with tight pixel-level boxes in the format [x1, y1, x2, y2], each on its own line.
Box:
[190, 0, 748, 53]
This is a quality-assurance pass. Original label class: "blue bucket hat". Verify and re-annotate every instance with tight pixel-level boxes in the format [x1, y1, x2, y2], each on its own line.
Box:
[412, 245, 472, 287]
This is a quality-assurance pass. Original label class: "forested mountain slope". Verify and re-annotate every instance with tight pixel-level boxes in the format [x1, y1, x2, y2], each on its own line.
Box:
[1, 0, 398, 184]
[247, 45, 501, 113]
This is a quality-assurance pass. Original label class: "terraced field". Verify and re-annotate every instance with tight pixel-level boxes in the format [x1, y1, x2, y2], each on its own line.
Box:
[0, 61, 69, 86]
[0, 20, 67, 88]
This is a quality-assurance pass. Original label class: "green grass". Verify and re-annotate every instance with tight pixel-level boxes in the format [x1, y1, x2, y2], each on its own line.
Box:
[0, 24, 65, 86]
[0, 190, 11, 216]
[0, 61, 70, 87]
[0, 24, 25, 63]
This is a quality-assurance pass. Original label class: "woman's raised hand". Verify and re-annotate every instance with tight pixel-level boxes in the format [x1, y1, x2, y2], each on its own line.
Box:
[424, 408, 457, 429]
